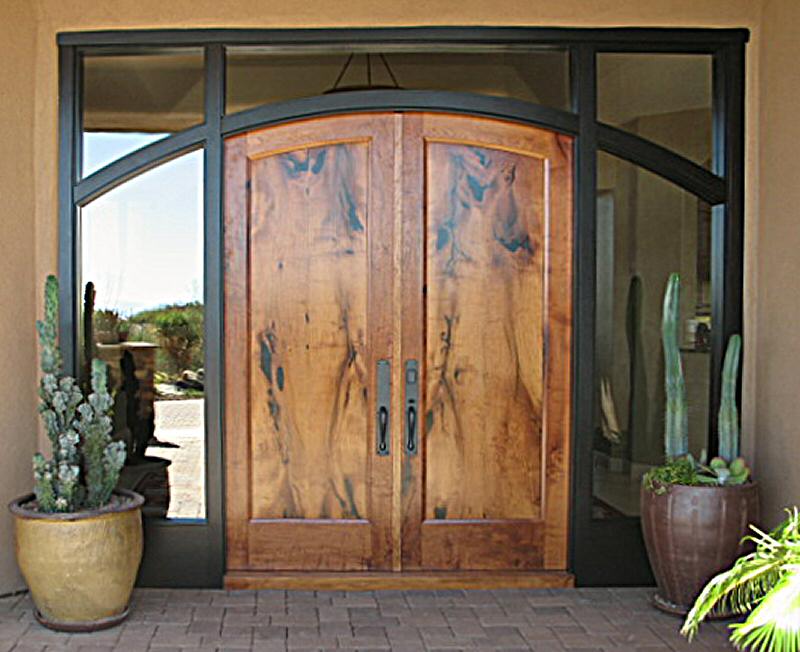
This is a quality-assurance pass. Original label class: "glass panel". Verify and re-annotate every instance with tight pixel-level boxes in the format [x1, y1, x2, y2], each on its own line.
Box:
[80, 150, 205, 520]
[597, 54, 713, 168]
[82, 51, 205, 177]
[226, 48, 570, 113]
[593, 151, 712, 520]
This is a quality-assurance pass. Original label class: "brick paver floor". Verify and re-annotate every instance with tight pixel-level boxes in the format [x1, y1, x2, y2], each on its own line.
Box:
[0, 587, 736, 652]
[151, 399, 205, 520]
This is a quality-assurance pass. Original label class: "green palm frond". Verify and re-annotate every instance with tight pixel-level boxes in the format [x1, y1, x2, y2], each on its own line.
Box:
[730, 567, 800, 652]
[681, 552, 785, 638]
[682, 508, 800, 652]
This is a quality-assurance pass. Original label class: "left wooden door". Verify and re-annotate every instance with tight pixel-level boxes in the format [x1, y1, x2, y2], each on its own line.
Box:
[224, 115, 397, 571]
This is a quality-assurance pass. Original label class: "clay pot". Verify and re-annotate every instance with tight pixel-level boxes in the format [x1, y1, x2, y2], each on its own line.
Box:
[641, 482, 759, 615]
[8, 490, 144, 631]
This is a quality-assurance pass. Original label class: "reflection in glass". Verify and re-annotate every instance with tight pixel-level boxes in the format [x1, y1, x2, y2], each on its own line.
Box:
[81, 151, 205, 520]
[226, 48, 571, 113]
[593, 152, 712, 519]
[597, 54, 713, 168]
[82, 51, 205, 177]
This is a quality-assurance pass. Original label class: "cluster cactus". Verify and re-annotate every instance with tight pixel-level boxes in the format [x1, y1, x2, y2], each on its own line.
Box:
[646, 274, 749, 490]
[33, 275, 126, 513]
[696, 454, 749, 486]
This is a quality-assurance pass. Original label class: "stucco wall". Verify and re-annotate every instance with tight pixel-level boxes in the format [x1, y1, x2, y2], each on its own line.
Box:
[4, 0, 795, 594]
[754, 0, 800, 525]
[0, 0, 39, 594]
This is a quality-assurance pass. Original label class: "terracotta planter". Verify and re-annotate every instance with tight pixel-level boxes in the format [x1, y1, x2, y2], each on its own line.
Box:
[8, 489, 144, 631]
[641, 481, 759, 615]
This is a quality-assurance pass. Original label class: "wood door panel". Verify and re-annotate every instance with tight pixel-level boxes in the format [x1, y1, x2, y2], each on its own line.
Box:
[420, 521, 544, 570]
[424, 141, 545, 522]
[247, 521, 372, 570]
[225, 115, 395, 572]
[248, 141, 370, 521]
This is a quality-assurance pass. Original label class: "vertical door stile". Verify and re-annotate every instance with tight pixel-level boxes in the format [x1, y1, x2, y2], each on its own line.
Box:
[391, 113, 404, 572]
[368, 114, 396, 571]
[400, 113, 425, 570]
[223, 134, 250, 570]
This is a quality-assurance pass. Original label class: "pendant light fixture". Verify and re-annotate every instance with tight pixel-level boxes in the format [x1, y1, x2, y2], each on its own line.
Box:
[324, 53, 403, 94]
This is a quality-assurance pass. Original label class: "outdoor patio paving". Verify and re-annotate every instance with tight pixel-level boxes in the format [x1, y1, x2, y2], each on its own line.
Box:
[0, 587, 736, 652]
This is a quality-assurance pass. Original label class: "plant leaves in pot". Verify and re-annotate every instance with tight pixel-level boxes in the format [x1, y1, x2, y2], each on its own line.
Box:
[640, 273, 759, 616]
[8, 275, 144, 632]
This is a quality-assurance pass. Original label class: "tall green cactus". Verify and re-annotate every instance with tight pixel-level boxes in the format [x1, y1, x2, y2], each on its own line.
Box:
[662, 273, 689, 459]
[718, 334, 742, 462]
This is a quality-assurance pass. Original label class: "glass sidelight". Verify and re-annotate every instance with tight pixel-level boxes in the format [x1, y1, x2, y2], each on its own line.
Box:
[80, 150, 206, 520]
[592, 151, 712, 520]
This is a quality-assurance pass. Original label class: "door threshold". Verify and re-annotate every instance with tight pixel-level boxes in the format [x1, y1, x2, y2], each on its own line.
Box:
[224, 570, 575, 591]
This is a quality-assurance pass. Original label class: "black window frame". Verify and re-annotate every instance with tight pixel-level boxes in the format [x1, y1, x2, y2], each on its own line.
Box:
[57, 27, 748, 587]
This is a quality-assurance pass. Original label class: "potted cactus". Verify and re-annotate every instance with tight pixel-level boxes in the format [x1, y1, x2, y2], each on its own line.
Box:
[7, 276, 144, 632]
[640, 273, 759, 615]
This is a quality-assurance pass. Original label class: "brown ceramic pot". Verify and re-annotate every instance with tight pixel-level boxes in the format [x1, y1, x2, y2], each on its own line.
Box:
[641, 481, 759, 615]
[9, 490, 144, 631]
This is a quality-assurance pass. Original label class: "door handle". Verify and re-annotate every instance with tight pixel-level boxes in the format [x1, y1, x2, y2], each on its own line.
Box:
[406, 405, 417, 454]
[376, 359, 390, 456]
[405, 360, 419, 454]
[377, 406, 389, 455]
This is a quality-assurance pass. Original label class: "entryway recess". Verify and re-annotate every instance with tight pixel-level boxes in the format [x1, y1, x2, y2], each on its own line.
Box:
[223, 112, 573, 590]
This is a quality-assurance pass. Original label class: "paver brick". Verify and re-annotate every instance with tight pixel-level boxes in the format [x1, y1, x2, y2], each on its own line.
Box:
[0, 588, 736, 652]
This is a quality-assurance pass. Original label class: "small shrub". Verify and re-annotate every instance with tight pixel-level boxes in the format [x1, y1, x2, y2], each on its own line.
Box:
[643, 457, 700, 494]
[151, 306, 203, 374]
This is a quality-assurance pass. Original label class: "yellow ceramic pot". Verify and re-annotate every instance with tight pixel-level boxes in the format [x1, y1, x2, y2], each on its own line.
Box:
[8, 490, 144, 631]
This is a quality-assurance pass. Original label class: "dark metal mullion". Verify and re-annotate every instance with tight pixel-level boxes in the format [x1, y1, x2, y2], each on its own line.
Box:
[58, 45, 80, 376]
[202, 43, 226, 585]
[136, 46, 227, 588]
[75, 53, 84, 187]
[72, 94, 725, 215]
[221, 90, 580, 137]
[74, 124, 207, 205]
[569, 43, 597, 580]
[221, 93, 724, 210]
[708, 43, 746, 457]
[597, 123, 726, 205]
[57, 26, 750, 48]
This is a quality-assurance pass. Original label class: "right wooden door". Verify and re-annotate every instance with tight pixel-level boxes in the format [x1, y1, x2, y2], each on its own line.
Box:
[398, 114, 573, 571]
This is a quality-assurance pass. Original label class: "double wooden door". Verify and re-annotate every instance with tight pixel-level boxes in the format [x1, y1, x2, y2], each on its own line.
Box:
[224, 112, 572, 584]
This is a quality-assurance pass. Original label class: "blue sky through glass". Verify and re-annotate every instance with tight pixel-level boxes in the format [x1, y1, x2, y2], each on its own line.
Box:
[83, 132, 168, 178]
[81, 134, 203, 315]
